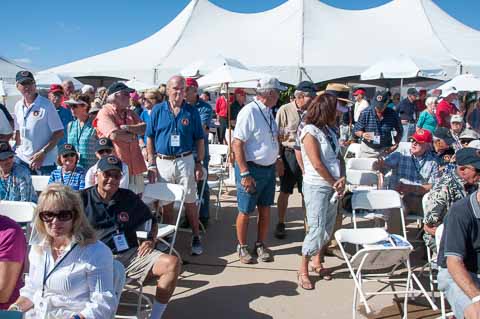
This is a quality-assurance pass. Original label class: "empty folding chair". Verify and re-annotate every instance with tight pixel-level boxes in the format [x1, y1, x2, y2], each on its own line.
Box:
[346, 158, 382, 191]
[31, 175, 50, 193]
[0, 200, 36, 238]
[344, 143, 361, 163]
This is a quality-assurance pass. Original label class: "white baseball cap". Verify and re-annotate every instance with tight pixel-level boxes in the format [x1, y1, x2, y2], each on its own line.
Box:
[257, 77, 287, 91]
[450, 115, 463, 123]
[441, 86, 458, 98]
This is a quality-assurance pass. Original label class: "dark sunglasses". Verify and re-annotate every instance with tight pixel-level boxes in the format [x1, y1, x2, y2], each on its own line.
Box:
[103, 171, 122, 179]
[62, 153, 76, 158]
[39, 210, 74, 222]
[97, 149, 112, 155]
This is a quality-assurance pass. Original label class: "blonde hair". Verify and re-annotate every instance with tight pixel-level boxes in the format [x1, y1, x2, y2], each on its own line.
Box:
[34, 184, 96, 246]
[144, 89, 160, 102]
[426, 96, 438, 107]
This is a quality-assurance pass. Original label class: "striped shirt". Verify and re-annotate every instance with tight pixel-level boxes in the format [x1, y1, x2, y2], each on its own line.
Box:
[0, 163, 37, 202]
[67, 118, 98, 170]
[48, 166, 86, 190]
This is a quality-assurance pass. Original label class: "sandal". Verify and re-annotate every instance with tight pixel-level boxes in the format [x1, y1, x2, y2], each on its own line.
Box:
[297, 272, 313, 290]
[309, 262, 333, 281]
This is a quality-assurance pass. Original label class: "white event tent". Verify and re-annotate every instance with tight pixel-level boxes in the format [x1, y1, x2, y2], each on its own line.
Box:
[0, 56, 26, 82]
[43, 0, 480, 85]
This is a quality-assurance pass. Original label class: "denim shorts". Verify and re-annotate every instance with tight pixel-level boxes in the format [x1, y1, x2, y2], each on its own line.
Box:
[235, 162, 276, 214]
[302, 182, 338, 257]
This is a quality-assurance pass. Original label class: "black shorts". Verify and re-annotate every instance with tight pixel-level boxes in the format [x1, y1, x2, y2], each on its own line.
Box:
[279, 148, 303, 194]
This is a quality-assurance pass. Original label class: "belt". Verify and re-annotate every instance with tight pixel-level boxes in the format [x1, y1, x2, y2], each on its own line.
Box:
[157, 151, 192, 160]
[247, 161, 276, 169]
[283, 147, 295, 152]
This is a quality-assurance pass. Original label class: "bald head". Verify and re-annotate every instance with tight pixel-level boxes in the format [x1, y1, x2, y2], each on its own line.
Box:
[167, 75, 186, 108]
[62, 80, 75, 96]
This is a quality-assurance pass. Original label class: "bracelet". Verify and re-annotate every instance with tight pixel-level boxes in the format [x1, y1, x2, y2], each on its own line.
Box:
[472, 295, 480, 303]
[240, 171, 251, 178]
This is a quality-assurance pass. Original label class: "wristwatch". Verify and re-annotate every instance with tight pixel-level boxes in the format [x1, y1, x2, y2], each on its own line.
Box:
[195, 160, 203, 165]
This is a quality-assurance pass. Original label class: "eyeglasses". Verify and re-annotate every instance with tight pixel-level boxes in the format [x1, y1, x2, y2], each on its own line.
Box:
[97, 149, 113, 156]
[39, 210, 74, 222]
[102, 171, 122, 179]
[61, 153, 76, 159]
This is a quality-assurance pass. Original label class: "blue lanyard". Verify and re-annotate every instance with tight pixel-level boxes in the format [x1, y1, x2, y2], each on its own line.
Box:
[167, 102, 179, 134]
[42, 243, 77, 297]
[22, 105, 36, 127]
[254, 101, 275, 139]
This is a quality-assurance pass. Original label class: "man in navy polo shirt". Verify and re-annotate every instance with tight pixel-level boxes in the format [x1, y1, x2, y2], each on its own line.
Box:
[185, 77, 213, 227]
[354, 91, 403, 158]
[397, 88, 418, 141]
[146, 75, 205, 255]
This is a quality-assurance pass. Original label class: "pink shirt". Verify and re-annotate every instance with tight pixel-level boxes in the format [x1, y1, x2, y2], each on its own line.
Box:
[95, 103, 147, 175]
[0, 216, 27, 310]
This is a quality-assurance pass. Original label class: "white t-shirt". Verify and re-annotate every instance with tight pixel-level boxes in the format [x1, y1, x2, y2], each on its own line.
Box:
[0, 109, 12, 135]
[233, 99, 279, 166]
[300, 124, 340, 186]
[14, 95, 64, 166]
[354, 99, 370, 122]
[85, 161, 130, 189]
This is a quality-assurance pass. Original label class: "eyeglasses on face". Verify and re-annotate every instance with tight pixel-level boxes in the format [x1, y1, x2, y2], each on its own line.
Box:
[102, 171, 122, 179]
[97, 149, 113, 156]
[39, 210, 74, 222]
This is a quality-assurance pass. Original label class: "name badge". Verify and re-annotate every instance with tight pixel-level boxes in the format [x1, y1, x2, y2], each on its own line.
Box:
[373, 135, 381, 145]
[171, 134, 180, 147]
[113, 233, 129, 252]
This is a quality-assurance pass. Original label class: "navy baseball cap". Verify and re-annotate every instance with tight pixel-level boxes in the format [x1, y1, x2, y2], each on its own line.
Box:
[58, 143, 77, 157]
[456, 147, 480, 169]
[16, 70, 35, 83]
[407, 88, 419, 96]
[372, 91, 389, 109]
[97, 155, 122, 172]
[0, 142, 14, 160]
[95, 138, 114, 152]
[296, 81, 317, 96]
[433, 127, 456, 145]
[107, 82, 135, 96]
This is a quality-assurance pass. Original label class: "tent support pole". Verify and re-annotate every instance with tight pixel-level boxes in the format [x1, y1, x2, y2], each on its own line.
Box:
[227, 83, 233, 163]
[400, 78, 404, 96]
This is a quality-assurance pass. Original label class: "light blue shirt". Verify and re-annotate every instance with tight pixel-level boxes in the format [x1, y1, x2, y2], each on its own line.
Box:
[0, 163, 37, 202]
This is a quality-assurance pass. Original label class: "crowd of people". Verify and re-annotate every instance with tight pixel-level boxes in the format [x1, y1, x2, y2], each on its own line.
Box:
[2, 68, 480, 318]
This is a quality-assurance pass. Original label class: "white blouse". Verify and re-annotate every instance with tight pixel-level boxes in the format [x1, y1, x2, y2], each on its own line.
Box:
[300, 124, 340, 186]
[20, 239, 115, 319]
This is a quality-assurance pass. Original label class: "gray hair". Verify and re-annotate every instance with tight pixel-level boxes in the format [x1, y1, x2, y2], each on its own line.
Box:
[256, 88, 277, 97]
[167, 75, 186, 89]
[426, 96, 438, 107]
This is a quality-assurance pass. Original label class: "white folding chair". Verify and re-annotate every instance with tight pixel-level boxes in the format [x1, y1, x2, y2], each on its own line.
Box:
[178, 167, 207, 233]
[344, 143, 361, 162]
[31, 175, 50, 193]
[141, 182, 186, 257]
[335, 227, 438, 319]
[208, 144, 229, 218]
[0, 201, 36, 237]
[346, 158, 382, 191]
[112, 260, 127, 319]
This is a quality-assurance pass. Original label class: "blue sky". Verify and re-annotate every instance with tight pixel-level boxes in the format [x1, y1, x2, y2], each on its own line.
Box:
[1, 0, 478, 70]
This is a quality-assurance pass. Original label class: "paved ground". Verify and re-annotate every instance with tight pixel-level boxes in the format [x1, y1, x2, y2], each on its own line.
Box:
[119, 187, 449, 319]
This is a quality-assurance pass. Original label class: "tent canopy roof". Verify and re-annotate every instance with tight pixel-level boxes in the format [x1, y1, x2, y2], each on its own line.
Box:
[44, 0, 480, 84]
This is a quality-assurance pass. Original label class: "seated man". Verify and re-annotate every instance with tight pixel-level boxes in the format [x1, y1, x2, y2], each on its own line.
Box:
[376, 129, 438, 217]
[0, 142, 37, 202]
[433, 126, 456, 177]
[423, 147, 480, 251]
[437, 186, 480, 318]
[81, 155, 180, 319]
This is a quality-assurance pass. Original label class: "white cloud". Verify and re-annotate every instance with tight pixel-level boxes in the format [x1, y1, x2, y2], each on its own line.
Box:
[13, 58, 32, 65]
[20, 43, 40, 52]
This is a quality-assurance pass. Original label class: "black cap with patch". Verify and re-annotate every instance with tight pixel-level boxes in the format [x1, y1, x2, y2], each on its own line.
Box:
[0, 142, 14, 160]
[433, 127, 456, 146]
[95, 138, 114, 152]
[107, 82, 135, 96]
[296, 81, 317, 96]
[97, 155, 122, 172]
[16, 70, 35, 83]
[372, 91, 390, 109]
[58, 143, 77, 156]
[456, 147, 480, 170]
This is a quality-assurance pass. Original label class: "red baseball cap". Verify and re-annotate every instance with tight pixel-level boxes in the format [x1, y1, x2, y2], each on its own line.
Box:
[49, 84, 64, 94]
[409, 129, 432, 144]
[234, 88, 246, 95]
[185, 78, 199, 88]
[353, 89, 366, 96]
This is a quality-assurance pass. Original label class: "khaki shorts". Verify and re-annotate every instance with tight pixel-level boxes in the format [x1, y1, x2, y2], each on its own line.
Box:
[128, 174, 145, 194]
[359, 142, 386, 158]
[115, 248, 163, 283]
[156, 154, 197, 203]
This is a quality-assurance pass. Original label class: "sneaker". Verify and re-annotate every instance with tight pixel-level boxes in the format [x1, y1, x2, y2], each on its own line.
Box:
[237, 244, 254, 264]
[274, 222, 286, 239]
[254, 242, 274, 262]
[191, 236, 203, 256]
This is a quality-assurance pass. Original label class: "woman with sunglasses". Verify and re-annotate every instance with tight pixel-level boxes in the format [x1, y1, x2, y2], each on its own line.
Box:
[84, 138, 129, 189]
[8, 184, 115, 318]
[66, 94, 98, 170]
[139, 89, 161, 161]
[48, 144, 86, 191]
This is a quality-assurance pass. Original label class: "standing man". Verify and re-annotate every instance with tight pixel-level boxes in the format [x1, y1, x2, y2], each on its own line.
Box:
[397, 88, 419, 141]
[146, 75, 205, 256]
[95, 82, 147, 194]
[233, 77, 286, 264]
[353, 88, 369, 123]
[185, 77, 213, 227]
[436, 87, 458, 128]
[62, 80, 75, 101]
[354, 91, 403, 158]
[215, 91, 228, 144]
[13, 71, 64, 175]
[48, 84, 73, 147]
[274, 81, 315, 239]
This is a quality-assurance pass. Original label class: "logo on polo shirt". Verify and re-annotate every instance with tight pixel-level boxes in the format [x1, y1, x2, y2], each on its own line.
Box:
[182, 118, 189, 126]
[118, 211, 129, 223]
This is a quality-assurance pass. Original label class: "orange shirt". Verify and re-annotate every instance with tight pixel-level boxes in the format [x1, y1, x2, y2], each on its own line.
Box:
[95, 103, 146, 175]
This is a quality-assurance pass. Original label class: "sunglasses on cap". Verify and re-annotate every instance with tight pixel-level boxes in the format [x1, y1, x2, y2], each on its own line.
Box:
[39, 210, 74, 222]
